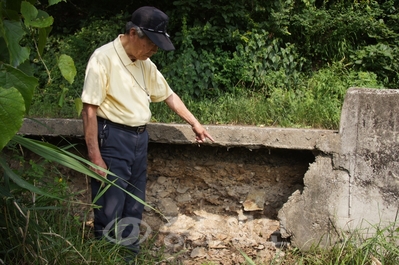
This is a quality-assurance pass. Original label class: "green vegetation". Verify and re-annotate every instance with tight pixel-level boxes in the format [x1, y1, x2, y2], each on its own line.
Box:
[0, 146, 166, 264]
[1, 0, 399, 264]
[29, 0, 398, 129]
[279, 221, 399, 265]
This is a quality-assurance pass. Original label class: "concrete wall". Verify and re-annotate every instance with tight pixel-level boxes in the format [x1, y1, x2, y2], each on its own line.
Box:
[278, 88, 399, 249]
[18, 87, 399, 250]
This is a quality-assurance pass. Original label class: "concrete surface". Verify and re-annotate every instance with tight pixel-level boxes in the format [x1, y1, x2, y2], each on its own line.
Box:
[279, 87, 399, 249]
[17, 87, 399, 250]
[19, 118, 339, 152]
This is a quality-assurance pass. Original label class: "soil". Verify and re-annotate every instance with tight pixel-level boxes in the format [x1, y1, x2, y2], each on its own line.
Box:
[9, 138, 315, 264]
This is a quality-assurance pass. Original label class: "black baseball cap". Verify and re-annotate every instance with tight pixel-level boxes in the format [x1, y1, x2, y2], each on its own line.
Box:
[131, 6, 175, 51]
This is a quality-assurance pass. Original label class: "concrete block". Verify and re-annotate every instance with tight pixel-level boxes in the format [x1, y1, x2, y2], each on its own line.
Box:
[279, 88, 399, 250]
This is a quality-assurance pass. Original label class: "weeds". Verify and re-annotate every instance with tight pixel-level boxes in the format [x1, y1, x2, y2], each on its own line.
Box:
[148, 62, 383, 130]
[268, 222, 399, 265]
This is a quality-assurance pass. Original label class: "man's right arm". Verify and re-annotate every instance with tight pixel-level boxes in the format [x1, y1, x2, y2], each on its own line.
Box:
[82, 103, 107, 177]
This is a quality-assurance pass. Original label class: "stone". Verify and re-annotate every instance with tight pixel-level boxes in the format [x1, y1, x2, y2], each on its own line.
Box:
[237, 209, 248, 222]
[176, 185, 190, 193]
[243, 189, 266, 211]
[190, 247, 207, 258]
[175, 193, 192, 203]
[159, 198, 179, 216]
[157, 176, 167, 184]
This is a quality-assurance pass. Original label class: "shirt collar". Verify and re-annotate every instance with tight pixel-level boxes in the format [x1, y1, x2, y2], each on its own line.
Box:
[114, 35, 136, 66]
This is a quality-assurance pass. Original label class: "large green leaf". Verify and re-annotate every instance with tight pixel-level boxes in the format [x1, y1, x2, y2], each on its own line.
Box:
[0, 87, 25, 151]
[20, 1, 38, 25]
[29, 10, 53, 28]
[0, 20, 30, 67]
[0, 64, 38, 112]
[58, 54, 76, 84]
[20, 2, 53, 28]
[74, 98, 83, 116]
[48, 0, 66, 6]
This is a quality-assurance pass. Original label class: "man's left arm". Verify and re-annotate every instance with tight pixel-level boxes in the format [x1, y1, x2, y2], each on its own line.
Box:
[164, 93, 215, 143]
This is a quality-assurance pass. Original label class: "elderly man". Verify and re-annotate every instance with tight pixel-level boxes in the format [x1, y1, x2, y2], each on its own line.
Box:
[81, 5, 214, 257]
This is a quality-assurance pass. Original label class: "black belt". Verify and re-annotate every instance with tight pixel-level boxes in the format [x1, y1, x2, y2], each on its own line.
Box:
[97, 117, 146, 133]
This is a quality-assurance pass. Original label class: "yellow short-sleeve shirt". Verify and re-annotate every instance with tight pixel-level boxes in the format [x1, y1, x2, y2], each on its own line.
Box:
[81, 35, 173, 126]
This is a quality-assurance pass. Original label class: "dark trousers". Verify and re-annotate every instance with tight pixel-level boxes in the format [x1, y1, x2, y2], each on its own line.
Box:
[91, 119, 148, 252]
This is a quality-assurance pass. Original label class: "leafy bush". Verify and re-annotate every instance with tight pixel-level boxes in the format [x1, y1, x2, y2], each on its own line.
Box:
[29, 0, 399, 124]
[288, 0, 399, 88]
[31, 14, 126, 117]
[352, 43, 399, 87]
[265, 62, 383, 129]
[150, 62, 383, 129]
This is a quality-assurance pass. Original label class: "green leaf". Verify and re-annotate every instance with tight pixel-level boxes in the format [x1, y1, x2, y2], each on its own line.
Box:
[21, 2, 54, 28]
[29, 14, 54, 28]
[1, 20, 30, 67]
[58, 86, 68, 107]
[21, 1, 38, 26]
[0, 64, 38, 113]
[74, 98, 83, 116]
[58, 54, 76, 84]
[38, 26, 52, 57]
[17, 60, 34, 76]
[29, 16, 54, 28]
[0, 87, 25, 151]
[48, 0, 66, 6]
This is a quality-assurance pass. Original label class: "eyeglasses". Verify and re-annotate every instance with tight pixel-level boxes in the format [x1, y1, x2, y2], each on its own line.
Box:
[140, 27, 170, 38]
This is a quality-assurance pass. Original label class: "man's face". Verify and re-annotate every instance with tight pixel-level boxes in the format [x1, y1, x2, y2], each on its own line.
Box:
[130, 30, 158, 60]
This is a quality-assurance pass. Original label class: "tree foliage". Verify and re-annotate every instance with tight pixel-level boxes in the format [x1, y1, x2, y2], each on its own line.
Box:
[33, 0, 397, 112]
[0, 0, 78, 150]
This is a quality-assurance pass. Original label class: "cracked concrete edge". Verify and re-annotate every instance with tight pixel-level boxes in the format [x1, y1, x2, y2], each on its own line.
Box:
[18, 118, 339, 151]
[279, 88, 399, 250]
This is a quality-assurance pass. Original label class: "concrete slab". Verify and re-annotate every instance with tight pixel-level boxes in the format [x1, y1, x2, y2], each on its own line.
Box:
[338, 88, 399, 229]
[279, 88, 399, 250]
[19, 118, 339, 152]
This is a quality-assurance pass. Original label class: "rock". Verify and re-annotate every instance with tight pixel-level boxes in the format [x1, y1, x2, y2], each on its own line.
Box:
[243, 189, 266, 211]
[237, 209, 248, 222]
[208, 240, 227, 249]
[157, 176, 167, 184]
[177, 185, 190, 193]
[175, 193, 191, 203]
[190, 247, 207, 258]
[159, 198, 179, 216]
[157, 190, 171, 198]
